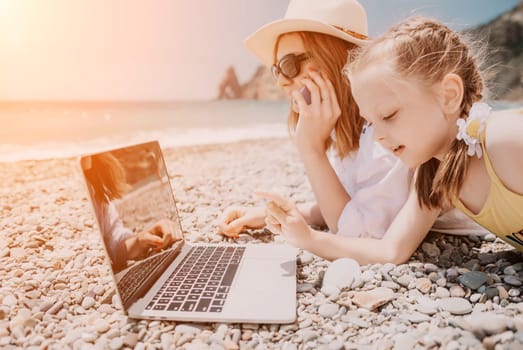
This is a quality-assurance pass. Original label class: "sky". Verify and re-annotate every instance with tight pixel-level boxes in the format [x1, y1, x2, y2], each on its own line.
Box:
[0, 0, 520, 101]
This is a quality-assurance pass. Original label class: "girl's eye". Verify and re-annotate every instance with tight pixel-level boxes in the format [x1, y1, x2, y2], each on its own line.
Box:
[383, 111, 398, 121]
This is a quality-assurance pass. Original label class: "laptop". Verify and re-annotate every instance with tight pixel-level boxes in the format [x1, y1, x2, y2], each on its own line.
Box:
[79, 140, 297, 323]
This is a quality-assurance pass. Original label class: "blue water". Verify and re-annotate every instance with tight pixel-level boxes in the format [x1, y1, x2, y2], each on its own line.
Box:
[0, 99, 521, 162]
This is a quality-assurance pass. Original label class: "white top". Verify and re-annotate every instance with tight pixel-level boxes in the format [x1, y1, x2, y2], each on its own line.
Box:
[329, 124, 489, 238]
[94, 199, 134, 266]
[329, 124, 411, 238]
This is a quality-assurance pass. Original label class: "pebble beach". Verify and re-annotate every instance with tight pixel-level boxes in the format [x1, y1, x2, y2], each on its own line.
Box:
[1, 137, 522, 350]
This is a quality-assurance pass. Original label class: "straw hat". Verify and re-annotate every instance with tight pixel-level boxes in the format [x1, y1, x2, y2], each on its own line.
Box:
[245, 0, 369, 66]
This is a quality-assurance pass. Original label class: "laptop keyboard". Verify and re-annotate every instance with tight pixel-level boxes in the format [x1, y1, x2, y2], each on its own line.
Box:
[146, 246, 245, 313]
[117, 248, 179, 308]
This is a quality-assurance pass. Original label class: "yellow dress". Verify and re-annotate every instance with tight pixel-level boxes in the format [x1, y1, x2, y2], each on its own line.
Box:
[452, 130, 523, 252]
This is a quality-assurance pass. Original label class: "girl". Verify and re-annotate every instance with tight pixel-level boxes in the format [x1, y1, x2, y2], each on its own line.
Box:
[218, 0, 411, 242]
[218, 0, 486, 255]
[262, 16, 523, 264]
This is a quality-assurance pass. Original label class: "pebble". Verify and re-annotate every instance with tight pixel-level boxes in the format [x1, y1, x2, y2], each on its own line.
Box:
[458, 271, 488, 290]
[95, 320, 111, 333]
[322, 258, 361, 290]
[449, 286, 466, 298]
[351, 287, 394, 311]
[318, 303, 339, 318]
[297, 283, 314, 293]
[82, 297, 95, 309]
[435, 287, 450, 299]
[415, 278, 432, 294]
[438, 298, 472, 315]
[504, 275, 522, 287]
[321, 285, 340, 298]
[421, 243, 440, 257]
[109, 337, 123, 350]
[464, 312, 509, 335]
[299, 253, 314, 265]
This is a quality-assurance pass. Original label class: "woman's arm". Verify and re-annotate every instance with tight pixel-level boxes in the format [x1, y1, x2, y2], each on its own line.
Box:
[299, 151, 349, 232]
[297, 202, 326, 227]
[292, 71, 350, 232]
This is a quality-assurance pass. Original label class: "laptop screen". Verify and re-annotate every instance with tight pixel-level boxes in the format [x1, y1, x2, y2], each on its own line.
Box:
[80, 141, 184, 279]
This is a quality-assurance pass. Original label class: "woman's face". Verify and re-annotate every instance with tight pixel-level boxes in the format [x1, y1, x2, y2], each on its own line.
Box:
[275, 33, 318, 113]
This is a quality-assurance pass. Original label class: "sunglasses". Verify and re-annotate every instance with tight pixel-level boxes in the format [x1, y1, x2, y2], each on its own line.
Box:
[271, 53, 311, 80]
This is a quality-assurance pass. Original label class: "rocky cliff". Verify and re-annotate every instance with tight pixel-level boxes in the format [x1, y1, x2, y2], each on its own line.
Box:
[467, 1, 523, 101]
[218, 65, 286, 100]
[219, 2, 523, 101]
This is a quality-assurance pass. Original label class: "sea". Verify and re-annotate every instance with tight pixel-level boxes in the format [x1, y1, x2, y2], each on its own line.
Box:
[0, 99, 521, 162]
[0, 100, 290, 162]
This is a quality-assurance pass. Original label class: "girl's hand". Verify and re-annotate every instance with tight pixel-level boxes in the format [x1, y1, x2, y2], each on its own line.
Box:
[217, 206, 267, 238]
[257, 191, 313, 250]
[292, 70, 342, 155]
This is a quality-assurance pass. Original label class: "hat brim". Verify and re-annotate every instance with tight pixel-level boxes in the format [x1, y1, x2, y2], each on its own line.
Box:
[245, 18, 369, 66]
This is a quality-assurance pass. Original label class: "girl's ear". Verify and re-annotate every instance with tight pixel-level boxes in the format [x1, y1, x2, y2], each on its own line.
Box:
[440, 73, 464, 116]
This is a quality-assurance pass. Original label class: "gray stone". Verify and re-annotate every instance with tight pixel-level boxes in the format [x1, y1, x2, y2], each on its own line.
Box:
[421, 243, 440, 258]
[504, 275, 522, 287]
[423, 263, 439, 273]
[458, 271, 488, 290]
[446, 268, 459, 282]
[485, 287, 499, 299]
[504, 266, 518, 275]
[477, 253, 497, 265]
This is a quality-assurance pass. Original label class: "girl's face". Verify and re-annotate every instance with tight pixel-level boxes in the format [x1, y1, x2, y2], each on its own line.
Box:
[350, 64, 456, 168]
[275, 33, 318, 113]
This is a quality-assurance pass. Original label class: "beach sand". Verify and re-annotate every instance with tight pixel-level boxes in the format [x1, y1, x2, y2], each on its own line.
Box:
[1, 137, 522, 349]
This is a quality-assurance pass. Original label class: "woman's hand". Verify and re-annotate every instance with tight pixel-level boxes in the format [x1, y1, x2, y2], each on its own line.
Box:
[292, 70, 342, 155]
[216, 206, 267, 238]
[137, 219, 181, 251]
[257, 191, 313, 250]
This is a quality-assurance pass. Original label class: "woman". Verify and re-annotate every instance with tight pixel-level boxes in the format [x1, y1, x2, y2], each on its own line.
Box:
[218, 0, 487, 262]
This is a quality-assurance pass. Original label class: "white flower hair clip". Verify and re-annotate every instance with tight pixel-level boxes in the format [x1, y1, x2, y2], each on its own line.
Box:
[456, 102, 491, 158]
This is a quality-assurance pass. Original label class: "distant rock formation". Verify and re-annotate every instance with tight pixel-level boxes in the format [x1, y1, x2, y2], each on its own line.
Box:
[467, 2, 523, 101]
[217, 66, 286, 100]
[218, 66, 242, 99]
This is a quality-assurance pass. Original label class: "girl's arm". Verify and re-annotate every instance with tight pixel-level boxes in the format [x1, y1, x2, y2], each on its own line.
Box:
[262, 187, 440, 265]
[217, 201, 326, 237]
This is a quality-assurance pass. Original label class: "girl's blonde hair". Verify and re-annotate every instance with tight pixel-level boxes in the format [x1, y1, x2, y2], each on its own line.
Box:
[275, 32, 364, 158]
[347, 16, 485, 209]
